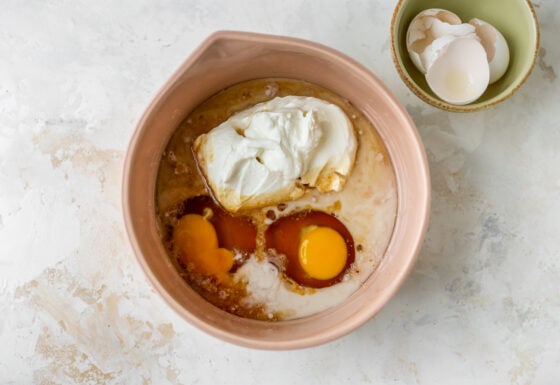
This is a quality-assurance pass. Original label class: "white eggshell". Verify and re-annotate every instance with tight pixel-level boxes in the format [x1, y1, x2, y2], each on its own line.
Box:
[406, 8, 462, 73]
[470, 18, 510, 83]
[431, 18, 476, 39]
[416, 34, 455, 74]
[426, 37, 490, 105]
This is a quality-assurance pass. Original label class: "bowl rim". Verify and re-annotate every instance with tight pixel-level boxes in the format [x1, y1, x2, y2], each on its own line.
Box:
[390, 0, 540, 112]
[122, 30, 431, 349]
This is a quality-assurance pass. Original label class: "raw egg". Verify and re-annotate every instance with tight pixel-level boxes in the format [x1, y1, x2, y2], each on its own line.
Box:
[173, 214, 234, 281]
[176, 195, 256, 254]
[265, 210, 355, 288]
[172, 195, 257, 279]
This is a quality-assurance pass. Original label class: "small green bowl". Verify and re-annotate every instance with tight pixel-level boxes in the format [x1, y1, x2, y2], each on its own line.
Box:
[391, 0, 540, 112]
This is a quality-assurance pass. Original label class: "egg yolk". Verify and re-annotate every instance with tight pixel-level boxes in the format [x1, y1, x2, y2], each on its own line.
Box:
[265, 210, 354, 288]
[299, 226, 348, 280]
[173, 213, 234, 280]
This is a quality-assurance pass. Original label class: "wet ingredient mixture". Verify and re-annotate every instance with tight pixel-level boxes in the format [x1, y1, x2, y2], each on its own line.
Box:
[155, 78, 397, 320]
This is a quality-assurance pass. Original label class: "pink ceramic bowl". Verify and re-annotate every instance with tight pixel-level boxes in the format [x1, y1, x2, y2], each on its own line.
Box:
[123, 31, 430, 349]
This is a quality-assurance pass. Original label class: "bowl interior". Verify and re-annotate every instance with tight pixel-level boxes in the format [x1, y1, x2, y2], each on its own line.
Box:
[391, 0, 539, 111]
[123, 31, 430, 349]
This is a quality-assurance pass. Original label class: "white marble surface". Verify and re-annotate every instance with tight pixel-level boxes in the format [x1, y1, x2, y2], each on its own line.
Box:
[1, 1, 559, 384]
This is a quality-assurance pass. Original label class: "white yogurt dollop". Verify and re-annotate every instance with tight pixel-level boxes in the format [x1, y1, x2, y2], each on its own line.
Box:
[193, 96, 357, 212]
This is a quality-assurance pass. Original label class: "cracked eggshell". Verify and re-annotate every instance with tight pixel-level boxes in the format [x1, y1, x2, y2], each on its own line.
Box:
[426, 37, 490, 105]
[420, 34, 458, 71]
[406, 9, 476, 74]
[470, 18, 510, 84]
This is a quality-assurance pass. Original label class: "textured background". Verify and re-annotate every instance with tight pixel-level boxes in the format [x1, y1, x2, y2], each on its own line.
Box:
[1, 1, 559, 384]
